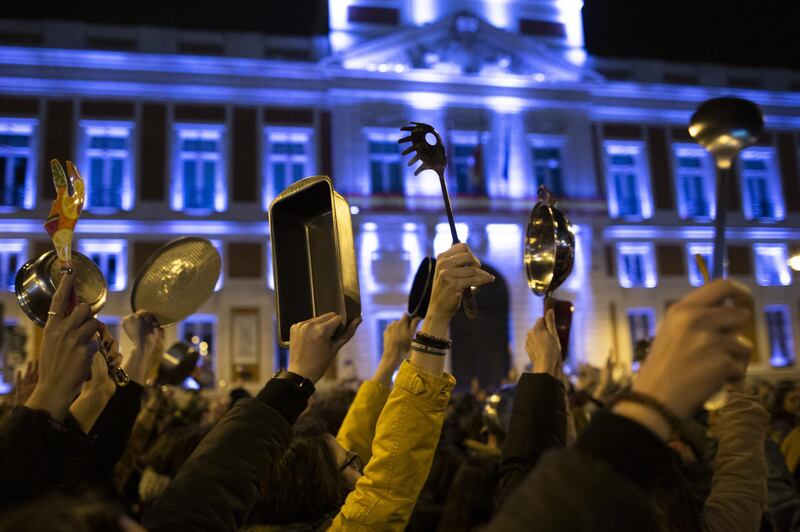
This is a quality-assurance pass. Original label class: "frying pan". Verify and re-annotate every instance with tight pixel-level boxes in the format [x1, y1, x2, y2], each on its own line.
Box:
[130, 237, 221, 327]
[408, 257, 436, 318]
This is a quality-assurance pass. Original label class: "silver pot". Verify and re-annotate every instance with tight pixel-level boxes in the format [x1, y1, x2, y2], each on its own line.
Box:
[524, 187, 575, 296]
[15, 250, 108, 327]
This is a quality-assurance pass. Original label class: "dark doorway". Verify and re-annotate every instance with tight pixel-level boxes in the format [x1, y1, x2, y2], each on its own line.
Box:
[450, 263, 510, 389]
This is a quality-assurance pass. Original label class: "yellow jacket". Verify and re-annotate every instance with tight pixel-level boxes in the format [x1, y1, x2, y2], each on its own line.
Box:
[329, 360, 455, 531]
[336, 378, 391, 465]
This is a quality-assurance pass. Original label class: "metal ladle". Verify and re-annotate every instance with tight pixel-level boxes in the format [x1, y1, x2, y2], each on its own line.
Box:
[688, 97, 764, 279]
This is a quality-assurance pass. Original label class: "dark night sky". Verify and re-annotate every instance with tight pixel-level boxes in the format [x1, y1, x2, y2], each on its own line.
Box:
[2, 1, 799, 70]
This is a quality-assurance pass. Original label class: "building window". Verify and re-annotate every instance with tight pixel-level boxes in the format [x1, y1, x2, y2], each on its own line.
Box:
[754, 244, 791, 286]
[627, 308, 655, 359]
[78, 239, 127, 291]
[0, 119, 36, 210]
[375, 314, 402, 365]
[180, 315, 216, 387]
[530, 136, 564, 197]
[450, 131, 486, 196]
[673, 144, 714, 220]
[685, 243, 713, 287]
[172, 125, 226, 213]
[263, 128, 314, 208]
[740, 147, 784, 221]
[0, 239, 27, 291]
[604, 141, 652, 219]
[366, 130, 403, 195]
[616, 243, 657, 288]
[765, 305, 794, 367]
[433, 222, 469, 257]
[80, 121, 134, 211]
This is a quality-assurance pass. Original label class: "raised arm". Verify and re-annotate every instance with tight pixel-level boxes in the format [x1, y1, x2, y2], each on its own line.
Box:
[145, 312, 360, 532]
[488, 279, 755, 531]
[495, 309, 567, 509]
[337, 314, 419, 463]
[702, 382, 769, 532]
[331, 243, 494, 531]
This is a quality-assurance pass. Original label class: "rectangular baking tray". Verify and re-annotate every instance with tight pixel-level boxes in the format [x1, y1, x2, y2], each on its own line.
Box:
[269, 175, 361, 347]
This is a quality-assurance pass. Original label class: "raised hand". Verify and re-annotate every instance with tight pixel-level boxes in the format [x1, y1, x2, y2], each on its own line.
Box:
[374, 314, 421, 386]
[615, 279, 753, 439]
[526, 309, 561, 377]
[288, 313, 362, 384]
[70, 351, 119, 433]
[24, 270, 100, 421]
[122, 311, 164, 385]
[424, 243, 495, 337]
[13, 360, 39, 407]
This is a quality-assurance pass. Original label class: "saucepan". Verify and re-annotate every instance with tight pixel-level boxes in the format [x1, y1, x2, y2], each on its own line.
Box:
[408, 257, 436, 319]
[15, 250, 129, 385]
[524, 185, 576, 360]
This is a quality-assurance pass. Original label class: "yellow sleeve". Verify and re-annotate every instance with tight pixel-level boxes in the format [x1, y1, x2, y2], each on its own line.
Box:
[336, 379, 391, 464]
[329, 360, 455, 532]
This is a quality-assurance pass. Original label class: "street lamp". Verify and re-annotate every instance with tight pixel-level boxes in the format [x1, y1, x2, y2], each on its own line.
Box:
[789, 253, 800, 272]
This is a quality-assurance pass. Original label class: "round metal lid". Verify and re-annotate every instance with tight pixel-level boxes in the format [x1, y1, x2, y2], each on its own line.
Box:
[131, 237, 221, 327]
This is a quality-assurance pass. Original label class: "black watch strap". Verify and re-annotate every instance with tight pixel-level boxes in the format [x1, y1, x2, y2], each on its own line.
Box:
[273, 369, 315, 399]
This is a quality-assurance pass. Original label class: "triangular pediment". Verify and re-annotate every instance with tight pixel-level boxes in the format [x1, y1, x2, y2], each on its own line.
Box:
[323, 12, 600, 83]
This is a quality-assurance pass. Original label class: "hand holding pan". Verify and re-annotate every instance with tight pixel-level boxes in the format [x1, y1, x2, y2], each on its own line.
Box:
[525, 185, 576, 361]
[130, 237, 221, 328]
[399, 122, 478, 319]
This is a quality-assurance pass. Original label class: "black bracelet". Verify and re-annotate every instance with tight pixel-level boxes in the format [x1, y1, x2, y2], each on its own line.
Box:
[410, 341, 447, 356]
[607, 390, 683, 436]
[414, 332, 452, 350]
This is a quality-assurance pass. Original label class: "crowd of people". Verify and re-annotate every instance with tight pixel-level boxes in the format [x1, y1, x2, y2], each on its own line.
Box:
[1, 242, 799, 531]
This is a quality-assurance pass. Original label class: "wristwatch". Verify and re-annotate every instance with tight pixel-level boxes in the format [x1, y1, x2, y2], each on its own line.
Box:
[273, 369, 316, 399]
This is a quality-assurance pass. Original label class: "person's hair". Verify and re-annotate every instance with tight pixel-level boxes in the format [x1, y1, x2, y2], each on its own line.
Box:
[143, 424, 211, 477]
[248, 417, 347, 526]
[302, 388, 357, 434]
[437, 454, 500, 532]
[0, 492, 128, 532]
[771, 380, 797, 418]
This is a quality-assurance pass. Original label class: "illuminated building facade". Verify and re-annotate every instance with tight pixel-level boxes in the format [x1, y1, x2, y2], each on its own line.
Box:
[0, 0, 798, 390]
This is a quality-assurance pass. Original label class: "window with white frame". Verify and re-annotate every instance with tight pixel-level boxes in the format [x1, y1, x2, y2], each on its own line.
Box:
[0, 120, 36, 210]
[366, 130, 403, 194]
[172, 125, 226, 212]
[627, 307, 655, 359]
[78, 239, 127, 291]
[740, 147, 784, 221]
[0, 239, 27, 291]
[616, 243, 657, 288]
[685, 243, 713, 287]
[673, 144, 714, 220]
[530, 136, 565, 198]
[753, 244, 791, 286]
[80, 121, 134, 211]
[604, 141, 652, 219]
[263, 127, 314, 208]
[450, 131, 486, 196]
[765, 305, 794, 367]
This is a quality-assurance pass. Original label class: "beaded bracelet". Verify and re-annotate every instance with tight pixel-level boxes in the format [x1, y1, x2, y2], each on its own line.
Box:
[607, 390, 683, 436]
[410, 340, 447, 357]
[414, 332, 452, 350]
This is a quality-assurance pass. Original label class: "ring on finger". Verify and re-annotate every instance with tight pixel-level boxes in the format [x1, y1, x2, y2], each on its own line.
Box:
[450, 256, 457, 268]
[47, 311, 66, 318]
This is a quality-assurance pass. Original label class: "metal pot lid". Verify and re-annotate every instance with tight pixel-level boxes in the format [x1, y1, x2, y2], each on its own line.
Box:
[131, 237, 221, 327]
[524, 186, 575, 297]
[15, 250, 107, 327]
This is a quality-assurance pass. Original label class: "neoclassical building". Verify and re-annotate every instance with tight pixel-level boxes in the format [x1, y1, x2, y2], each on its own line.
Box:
[0, 0, 798, 391]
